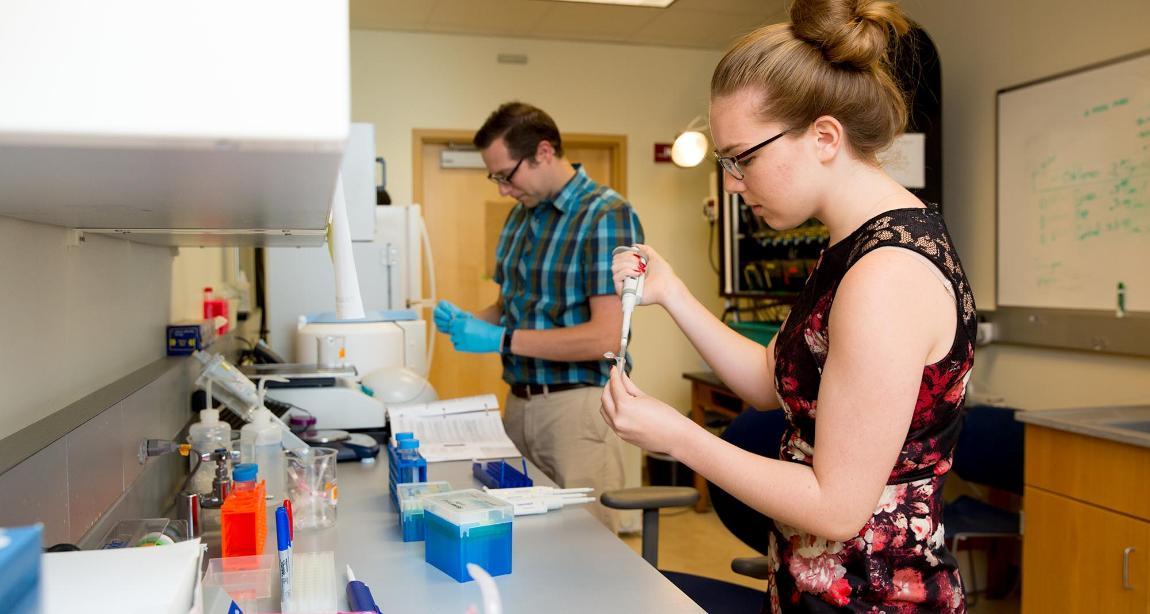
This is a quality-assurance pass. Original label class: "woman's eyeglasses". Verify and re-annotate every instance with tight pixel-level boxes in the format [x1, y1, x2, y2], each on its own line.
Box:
[714, 130, 788, 180]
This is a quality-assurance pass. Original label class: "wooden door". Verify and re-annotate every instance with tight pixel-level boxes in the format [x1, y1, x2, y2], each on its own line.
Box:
[415, 131, 625, 401]
[1022, 486, 1150, 613]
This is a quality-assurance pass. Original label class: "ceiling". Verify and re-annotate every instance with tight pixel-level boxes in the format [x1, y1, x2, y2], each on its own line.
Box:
[350, 0, 789, 50]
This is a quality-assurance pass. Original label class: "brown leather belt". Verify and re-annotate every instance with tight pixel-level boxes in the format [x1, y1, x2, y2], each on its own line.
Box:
[509, 382, 588, 399]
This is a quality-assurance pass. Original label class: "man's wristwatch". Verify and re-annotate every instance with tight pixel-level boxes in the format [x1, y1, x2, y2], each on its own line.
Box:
[501, 328, 515, 355]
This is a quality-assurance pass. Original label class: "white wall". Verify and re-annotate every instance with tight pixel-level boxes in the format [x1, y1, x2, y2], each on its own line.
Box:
[0, 217, 172, 440]
[350, 30, 725, 412]
[900, 0, 1150, 410]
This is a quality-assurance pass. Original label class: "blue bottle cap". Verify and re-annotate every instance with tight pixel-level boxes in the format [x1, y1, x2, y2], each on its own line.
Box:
[395, 432, 414, 440]
[398, 438, 419, 450]
[233, 463, 258, 482]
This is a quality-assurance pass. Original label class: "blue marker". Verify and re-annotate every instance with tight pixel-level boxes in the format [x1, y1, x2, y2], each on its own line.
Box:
[346, 565, 382, 613]
[276, 506, 292, 605]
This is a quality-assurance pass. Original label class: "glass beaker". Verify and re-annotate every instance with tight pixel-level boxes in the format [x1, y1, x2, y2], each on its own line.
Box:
[285, 447, 338, 530]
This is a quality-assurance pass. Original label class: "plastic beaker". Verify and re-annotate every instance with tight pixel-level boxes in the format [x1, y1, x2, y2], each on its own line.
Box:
[285, 447, 338, 530]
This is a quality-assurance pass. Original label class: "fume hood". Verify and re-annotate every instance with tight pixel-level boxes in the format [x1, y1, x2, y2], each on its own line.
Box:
[0, 1, 349, 247]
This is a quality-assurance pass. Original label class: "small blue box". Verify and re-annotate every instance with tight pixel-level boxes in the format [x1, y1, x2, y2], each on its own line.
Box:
[0, 524, 43, 613]
[166, 323, 205, 356]
[396, 481, 454, 542]
[423, 490, 513, 582]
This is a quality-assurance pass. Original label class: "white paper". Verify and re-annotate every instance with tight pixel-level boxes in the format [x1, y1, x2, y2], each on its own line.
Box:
[387, 394, 521, 462]
[42, 538, 203, 614]
[329, 173, 366, 319]
[877, 132, 926, 189]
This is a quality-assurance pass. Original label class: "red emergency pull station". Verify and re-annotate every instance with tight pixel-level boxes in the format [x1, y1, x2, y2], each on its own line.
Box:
[654, 143, 673, 163]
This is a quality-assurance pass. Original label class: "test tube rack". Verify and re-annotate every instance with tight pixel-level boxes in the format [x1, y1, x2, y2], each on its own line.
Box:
[387, 434, 427, 505]
[472, 459, 533, 489]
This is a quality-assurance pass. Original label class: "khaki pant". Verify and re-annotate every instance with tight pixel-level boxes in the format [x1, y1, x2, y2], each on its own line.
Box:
[503, 385, 625, 532]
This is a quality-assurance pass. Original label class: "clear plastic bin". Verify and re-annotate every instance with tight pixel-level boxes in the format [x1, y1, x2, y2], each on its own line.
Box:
[98, 518, 189, 549]
[203, 553, 277, 613]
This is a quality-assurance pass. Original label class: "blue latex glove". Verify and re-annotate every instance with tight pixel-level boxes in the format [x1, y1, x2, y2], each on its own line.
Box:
[433, 300, 471, 334]
[449, 317, 505, 354]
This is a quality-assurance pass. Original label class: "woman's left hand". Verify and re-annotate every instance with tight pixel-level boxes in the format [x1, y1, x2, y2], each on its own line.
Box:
[600, 366, 696, 455]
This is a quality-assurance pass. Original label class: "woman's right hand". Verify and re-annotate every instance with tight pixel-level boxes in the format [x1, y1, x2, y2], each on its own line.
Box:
[612, 244, 682, 307]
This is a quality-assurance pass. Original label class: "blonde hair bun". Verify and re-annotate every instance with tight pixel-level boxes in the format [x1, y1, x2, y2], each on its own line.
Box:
[790, 0, 909, 70]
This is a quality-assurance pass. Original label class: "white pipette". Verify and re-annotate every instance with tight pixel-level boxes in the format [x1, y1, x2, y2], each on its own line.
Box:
[609, 246, 647, 368]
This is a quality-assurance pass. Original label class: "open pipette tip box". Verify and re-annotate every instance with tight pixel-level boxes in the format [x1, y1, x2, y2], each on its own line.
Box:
[472, 458, 533, 489]
[396, 481, 454, 542]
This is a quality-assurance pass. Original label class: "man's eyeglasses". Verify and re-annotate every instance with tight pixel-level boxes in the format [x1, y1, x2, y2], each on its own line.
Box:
[487, 157, 526, 186]
[714, 130, 788, 180]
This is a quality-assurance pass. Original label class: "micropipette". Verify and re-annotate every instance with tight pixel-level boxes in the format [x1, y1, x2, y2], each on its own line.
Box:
[610, 245, 647, 368]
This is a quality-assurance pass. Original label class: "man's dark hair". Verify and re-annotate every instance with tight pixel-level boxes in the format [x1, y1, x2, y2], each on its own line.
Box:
[473, 102, 564, 160]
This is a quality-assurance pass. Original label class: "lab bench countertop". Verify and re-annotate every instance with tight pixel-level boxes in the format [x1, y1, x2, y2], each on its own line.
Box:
[272, 457, 705, 614]
[1015, 404, 1150, 449]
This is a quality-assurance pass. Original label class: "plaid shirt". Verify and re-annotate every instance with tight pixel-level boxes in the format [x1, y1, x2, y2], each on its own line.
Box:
[494, 165, 644, 386]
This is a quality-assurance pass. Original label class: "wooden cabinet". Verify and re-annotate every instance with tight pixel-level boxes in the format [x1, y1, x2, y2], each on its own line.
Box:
[1022, 425, 1150, 613]
[1023, 486, 1149, 612]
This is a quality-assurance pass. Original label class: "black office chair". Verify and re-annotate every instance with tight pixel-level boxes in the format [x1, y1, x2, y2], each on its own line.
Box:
[601, 408, 786, 613]
[708, 408, 787, 557]
[943, 404, 1025, 605]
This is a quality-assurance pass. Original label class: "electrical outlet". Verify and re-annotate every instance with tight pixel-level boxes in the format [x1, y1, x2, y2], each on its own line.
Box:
[976, 321, 996, 346]
[702, 197, 717, 222]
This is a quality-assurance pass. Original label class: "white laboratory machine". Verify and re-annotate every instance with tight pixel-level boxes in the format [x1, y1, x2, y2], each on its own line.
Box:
[263, 123, 438, 430]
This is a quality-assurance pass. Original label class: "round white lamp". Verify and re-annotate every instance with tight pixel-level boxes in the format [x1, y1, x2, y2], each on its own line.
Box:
[670, 130, 708, 168]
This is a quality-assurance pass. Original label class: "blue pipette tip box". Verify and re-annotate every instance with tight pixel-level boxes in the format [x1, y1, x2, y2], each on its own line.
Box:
[472, 459, 533, 489]
[0, 524, 43, 613]
[396, 481, 454, 542]
[423, 490, 513, 582]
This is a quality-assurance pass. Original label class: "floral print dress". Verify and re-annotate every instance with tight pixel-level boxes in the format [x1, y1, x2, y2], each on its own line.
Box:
[766, 205, 975, 613]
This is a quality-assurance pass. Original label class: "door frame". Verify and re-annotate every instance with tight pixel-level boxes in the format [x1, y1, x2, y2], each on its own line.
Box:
[412, 129, 628, 206]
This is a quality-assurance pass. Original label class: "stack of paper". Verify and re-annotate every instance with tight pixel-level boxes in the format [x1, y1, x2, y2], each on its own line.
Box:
[387, 395, 521, 462]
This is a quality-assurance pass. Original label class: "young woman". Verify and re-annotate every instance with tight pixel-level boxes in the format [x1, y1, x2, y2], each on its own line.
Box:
[599, 1, 974, 611]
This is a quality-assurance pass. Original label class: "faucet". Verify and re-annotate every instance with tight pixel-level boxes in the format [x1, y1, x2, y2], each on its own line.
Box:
[196, 447, 236, 509]
[140, 439, 239, 538]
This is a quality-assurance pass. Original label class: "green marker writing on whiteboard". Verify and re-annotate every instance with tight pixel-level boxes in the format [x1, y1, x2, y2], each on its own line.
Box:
[1117, 281, 1126, 318]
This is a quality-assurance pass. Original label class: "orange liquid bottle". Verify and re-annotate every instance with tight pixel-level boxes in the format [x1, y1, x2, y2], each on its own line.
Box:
[221, 464, 267, 557]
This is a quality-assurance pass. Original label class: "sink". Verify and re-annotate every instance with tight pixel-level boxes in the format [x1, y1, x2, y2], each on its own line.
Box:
[1107, 420, 1150, 435]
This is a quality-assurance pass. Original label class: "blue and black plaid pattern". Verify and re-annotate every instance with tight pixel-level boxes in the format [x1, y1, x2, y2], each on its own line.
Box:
[494, 165, 644, 386]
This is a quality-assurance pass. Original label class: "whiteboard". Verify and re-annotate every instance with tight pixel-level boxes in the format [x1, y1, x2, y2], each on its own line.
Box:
[997, 51, 1150, 312]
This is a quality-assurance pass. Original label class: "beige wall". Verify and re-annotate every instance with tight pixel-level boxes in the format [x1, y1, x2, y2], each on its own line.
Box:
[351, 29, 725, 412]
[900, 0, 1150, 410]
[0, 217, 172, 440]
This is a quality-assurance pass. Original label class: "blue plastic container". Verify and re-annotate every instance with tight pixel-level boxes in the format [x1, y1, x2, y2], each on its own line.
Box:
[423, 489, 513, 582]
[0, 524, 43, 613]
[388, 433, 428, 505]
[396, 481, 454, 542]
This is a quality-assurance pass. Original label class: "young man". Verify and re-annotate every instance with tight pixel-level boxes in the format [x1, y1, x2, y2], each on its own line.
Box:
[434, 102, 643, 532]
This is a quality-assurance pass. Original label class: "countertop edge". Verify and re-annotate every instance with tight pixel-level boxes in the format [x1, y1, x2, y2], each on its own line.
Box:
[1016, 409, 1150, 449]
